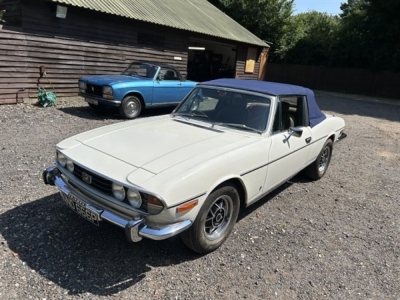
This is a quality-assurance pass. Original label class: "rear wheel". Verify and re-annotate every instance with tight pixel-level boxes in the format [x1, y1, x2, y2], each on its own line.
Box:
[119, 96, 142, 119]
[181, 184, 240, 254]
[305, 139, 333, 180]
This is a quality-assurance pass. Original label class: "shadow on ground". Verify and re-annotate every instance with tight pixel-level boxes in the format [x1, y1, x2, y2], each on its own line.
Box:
[0, 171, 309, 295]
[315, 91, 400, 122]
[0, 194, 200, 295]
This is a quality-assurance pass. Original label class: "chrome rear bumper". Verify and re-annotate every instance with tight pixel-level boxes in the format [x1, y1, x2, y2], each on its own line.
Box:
[43, 166, 192, 242]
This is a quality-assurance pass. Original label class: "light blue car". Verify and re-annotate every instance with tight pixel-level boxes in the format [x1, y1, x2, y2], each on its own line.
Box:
[78, 62, 197, 119]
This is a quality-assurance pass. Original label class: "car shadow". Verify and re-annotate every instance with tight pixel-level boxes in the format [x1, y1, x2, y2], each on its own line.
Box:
[237, 172, 309, 221]
[57, 105, 176, 121]
[0, 194, 201, 296]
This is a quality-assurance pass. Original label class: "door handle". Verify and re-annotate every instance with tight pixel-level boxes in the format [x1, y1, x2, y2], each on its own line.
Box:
[305, 137, 312, 144]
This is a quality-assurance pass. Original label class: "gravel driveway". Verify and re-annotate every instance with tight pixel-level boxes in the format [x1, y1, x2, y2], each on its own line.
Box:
[0, 92, 399, 299]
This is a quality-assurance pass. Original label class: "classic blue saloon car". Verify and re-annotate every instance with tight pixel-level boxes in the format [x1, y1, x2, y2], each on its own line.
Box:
[78, 62, 197, 119]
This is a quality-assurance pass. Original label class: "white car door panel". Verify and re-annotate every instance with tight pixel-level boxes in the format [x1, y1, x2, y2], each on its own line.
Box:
[264, 127, 312, 192]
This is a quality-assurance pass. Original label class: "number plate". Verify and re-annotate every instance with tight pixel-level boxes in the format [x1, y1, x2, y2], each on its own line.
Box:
[85, 98, 98, 105]
[61, 192, 100, 226]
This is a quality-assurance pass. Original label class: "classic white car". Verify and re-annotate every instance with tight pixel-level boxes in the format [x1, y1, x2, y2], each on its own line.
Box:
[43, 79, 346, 253]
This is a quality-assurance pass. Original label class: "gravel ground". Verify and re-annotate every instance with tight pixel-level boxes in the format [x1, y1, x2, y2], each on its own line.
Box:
[0, 92, 399, 300]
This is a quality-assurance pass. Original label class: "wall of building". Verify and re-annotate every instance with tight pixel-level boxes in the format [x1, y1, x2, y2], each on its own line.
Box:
[0, 0, 190, 104]
[0, 0, 264, 104]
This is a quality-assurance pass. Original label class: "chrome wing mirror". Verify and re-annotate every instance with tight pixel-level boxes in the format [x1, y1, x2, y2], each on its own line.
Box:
[283, 127, 303, 143]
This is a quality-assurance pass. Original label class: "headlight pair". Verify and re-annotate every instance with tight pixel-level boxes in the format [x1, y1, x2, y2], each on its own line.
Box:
[57, 152, 74, 173]
[111, 183, 164, 214]
[112, 183, 142, 208]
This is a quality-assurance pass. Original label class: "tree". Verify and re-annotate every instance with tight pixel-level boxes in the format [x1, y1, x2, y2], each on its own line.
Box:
[209, 0, 400, 71]
[335, 0, 400, 71]
[209, 0, 296, 61]
[0, 0, 5, 23]
[283, 11, 340, 65]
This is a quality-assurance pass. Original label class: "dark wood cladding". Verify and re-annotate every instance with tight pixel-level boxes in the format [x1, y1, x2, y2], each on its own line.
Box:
[0, 0, 263, 104]
[0, 0, 190, 104]
[235, 44, 261, 80]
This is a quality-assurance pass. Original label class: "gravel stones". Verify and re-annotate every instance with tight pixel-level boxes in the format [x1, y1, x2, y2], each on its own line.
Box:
[0, 94, 399, 299]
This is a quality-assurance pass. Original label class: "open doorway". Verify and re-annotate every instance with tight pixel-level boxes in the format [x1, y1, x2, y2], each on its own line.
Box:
[187, 39, 237, 82]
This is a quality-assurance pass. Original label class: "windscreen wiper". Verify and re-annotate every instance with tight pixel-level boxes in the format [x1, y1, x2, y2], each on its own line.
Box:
[216, 122, 262, 134]
[174, 112, 209, 119]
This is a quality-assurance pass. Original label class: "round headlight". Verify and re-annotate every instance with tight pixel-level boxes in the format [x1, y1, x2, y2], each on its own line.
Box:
[79, 81, 87, 90]
[66, 160, 74, 173]
[103, 86, 112, 95]
[57, 152, 67, 167]
[112, 183, 126, 201]
[127, 189, 142, 208]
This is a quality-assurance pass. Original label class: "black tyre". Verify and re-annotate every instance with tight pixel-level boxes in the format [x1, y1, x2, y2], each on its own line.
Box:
[119, 96, 142, 119]
[305, 139, 333, 180]
[181, 184, 240, 254]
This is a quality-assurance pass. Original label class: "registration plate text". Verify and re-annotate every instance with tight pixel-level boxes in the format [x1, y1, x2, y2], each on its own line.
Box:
[62, 192, 100, 225]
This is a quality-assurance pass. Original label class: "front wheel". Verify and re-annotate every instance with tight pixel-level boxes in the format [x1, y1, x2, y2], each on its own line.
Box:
[119, 96, 142, 119]
[305, 139, 333, 180]
[181, 184, 240, 254]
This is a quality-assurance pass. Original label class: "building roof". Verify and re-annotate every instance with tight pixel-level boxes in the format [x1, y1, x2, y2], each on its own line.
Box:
[52, 0, 268, 47]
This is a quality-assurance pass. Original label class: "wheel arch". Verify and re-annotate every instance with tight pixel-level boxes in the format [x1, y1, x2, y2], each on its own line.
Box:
[328, 134, 335, 144]
[123, 92, 145, 108]
[209, 177, 247, 209]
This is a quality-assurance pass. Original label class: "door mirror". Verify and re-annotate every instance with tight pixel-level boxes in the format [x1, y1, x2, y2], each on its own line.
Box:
[283, 127, 303, 143]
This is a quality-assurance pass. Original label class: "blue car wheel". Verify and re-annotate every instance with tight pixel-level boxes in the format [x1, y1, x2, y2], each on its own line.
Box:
[119, 96, 142, 119]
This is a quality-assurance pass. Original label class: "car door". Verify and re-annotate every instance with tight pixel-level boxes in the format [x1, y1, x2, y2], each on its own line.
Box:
[152, 67, 184, 105]
[263, 96, 312, 192]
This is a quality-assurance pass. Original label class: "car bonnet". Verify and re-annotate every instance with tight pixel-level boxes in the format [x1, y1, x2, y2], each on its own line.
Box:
[57, 116, 254, 176]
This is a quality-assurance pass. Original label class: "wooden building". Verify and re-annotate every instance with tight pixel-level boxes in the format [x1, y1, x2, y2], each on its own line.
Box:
[0, 0, 269, 104]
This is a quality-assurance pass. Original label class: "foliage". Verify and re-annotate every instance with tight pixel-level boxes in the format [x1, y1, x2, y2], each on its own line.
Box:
[283, 11, 340, 65]
[209, 0, 400, 71]
[0, 0, 5, 23]
[210, 0, 296, 61]
[336, 0, 400, 71]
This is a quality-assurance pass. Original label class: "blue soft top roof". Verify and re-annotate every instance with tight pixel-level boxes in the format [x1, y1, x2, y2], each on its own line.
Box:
[200, 79, 326, 127]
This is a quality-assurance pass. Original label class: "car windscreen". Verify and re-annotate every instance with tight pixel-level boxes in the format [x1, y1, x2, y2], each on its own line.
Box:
[173, 87, 272, 132]
[121, 63, 157, 79]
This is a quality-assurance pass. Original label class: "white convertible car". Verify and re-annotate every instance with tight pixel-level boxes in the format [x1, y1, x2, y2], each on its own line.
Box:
[43, 79, 346, 253]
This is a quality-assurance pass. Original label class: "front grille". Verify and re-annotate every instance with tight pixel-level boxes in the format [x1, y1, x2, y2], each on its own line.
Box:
[85, 84, 103, 97]
[73, 165, 113, 195]
[66, 164, 153, 215]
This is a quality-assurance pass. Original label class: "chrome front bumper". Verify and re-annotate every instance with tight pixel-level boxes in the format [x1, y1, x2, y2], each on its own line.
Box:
[43, 166, 192, 243]
[79, 93, 121, 107]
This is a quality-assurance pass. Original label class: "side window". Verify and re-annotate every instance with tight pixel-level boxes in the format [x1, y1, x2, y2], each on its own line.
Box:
[272, 102, 281, 133]
[272, 96, 309, 133]
[160, 68, 179, 80]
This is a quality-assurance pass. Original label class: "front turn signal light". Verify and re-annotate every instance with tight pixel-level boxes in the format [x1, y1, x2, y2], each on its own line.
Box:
[176, 199, 198, 214]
